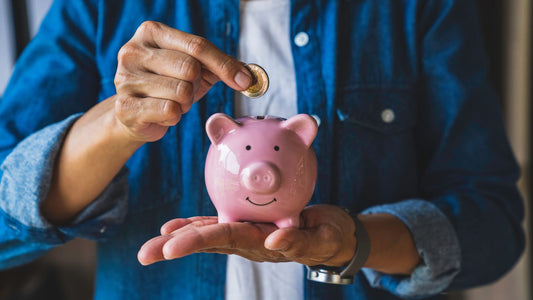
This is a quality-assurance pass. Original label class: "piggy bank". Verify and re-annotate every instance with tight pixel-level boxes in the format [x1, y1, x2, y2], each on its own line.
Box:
[205, 113, 318, 228]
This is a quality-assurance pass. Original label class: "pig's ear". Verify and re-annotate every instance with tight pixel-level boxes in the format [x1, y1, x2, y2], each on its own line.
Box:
[206, 113, 240, 145]
[281, 114, 318, 148]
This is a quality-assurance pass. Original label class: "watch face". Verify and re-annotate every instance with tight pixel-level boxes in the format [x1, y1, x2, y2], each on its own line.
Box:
[306, 267, 354, 285]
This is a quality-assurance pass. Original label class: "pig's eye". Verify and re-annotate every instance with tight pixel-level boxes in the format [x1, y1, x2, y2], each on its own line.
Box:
[246, 145, 251, 151]
[274, 146, 280, 151]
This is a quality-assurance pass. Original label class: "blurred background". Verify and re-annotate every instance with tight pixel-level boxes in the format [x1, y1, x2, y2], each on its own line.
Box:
[0, 0, 530, 299]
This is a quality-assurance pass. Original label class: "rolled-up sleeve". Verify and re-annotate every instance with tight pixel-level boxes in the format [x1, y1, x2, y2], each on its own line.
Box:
[0, 114, 128, 269]
[361, 200, 461, 298]
[0, 0, 127, 269]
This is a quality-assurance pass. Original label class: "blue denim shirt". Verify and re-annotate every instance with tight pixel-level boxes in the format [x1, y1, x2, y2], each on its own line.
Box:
[0, 0, 524, 299]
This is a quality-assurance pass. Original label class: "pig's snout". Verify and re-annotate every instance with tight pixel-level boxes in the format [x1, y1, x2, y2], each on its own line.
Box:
[241, 162, 281, 194]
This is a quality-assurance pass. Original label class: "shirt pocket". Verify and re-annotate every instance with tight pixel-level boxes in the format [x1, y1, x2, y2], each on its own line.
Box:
[333, 86, 419, 208]
[336, 86, 417, 135]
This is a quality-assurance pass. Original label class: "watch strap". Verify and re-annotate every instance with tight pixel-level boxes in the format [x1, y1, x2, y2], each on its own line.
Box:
[340, 214, 370, 277]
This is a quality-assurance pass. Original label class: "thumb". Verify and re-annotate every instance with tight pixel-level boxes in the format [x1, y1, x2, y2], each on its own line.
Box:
[265, 225, 348, 266]
[264, 227, 311, 252]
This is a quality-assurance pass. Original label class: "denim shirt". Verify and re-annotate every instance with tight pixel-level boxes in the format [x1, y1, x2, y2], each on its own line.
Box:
[0, 0, 524, 299]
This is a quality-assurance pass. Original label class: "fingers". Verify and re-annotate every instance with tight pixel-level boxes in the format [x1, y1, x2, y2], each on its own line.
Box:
[140, 221, 347, 267]
[194, 68, 220, 99]
[137, 234, 174, 265]
[115, 48, 200, 112]
[116, 73, 196, 109]
[132, 48, 203, 81]
[113, 21, 249, 142]
[161, 222, 277, 260]
[263, 205, 358, 266]
[264, 225, 349, 266]
[115, 95, 180, 131]
[138, 217, 216, 265]
[160, 216, 217, 235]
[138, 205, 357, 267]
[131, 21, 251, 91]
[138, 219, 278, 265]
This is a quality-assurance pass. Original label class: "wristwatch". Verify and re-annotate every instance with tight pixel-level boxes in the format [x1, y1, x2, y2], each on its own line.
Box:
[306, 212, 371, 285]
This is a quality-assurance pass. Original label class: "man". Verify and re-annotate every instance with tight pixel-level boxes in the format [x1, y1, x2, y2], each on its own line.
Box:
[0, 1, 524, 299]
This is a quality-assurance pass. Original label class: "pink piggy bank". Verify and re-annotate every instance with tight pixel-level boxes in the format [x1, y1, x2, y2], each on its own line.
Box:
[205, 113, 318, 228]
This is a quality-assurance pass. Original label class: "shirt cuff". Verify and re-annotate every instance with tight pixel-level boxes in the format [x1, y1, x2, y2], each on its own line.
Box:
[0, 114, 128, 243]
[360, 199, 461, 299]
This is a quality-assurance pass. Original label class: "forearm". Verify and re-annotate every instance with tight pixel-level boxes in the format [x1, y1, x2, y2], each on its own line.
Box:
[358, 213, 420, 275]
[41, 96, 143, 224]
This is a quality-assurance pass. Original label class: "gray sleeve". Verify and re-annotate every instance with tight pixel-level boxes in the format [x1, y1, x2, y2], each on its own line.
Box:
[0, 114, 128, 242]
[361, 199, 461, 298]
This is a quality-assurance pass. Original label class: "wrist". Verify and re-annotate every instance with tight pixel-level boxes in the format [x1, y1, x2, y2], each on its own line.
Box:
[327, 207, 358, 267]
[42, 98, 143, 224]
[108, 110, 147, 152]
[307, 212, 371, 285]
[358, 213, 420, 275]
[72, 95, 146, 152]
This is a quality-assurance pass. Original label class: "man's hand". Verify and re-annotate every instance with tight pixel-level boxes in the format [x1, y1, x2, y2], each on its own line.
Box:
[42, 22, 252, 224]
[113, 21, 252, 142]
[138, 205, 421, 275]
[137, 205, 357, 267]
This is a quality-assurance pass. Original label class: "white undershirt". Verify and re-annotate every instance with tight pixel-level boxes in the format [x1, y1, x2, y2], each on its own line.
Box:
[227, 0, 303, 299]
[233, 0, 297, 119]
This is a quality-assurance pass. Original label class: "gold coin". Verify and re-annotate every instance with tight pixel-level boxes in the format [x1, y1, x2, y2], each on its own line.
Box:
[241, 63, 269, 98]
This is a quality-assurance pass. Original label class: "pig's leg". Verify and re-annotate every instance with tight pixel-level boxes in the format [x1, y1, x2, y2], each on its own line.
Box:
[275, 215, 300, 228]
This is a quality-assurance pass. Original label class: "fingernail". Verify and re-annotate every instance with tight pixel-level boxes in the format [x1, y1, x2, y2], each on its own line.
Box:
[234, 69, 252, 90]
[266, 239, 290, 251]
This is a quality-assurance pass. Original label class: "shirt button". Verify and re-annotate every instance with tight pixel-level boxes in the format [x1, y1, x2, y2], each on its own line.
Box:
[294, 32, 309, 47]
[311, 114, 321, 127]
[381, 109, 395, 123]
[99, 226, 107, 234]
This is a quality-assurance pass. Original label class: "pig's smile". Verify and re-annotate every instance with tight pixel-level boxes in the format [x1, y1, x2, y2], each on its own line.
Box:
[246, 196, 277, 206]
